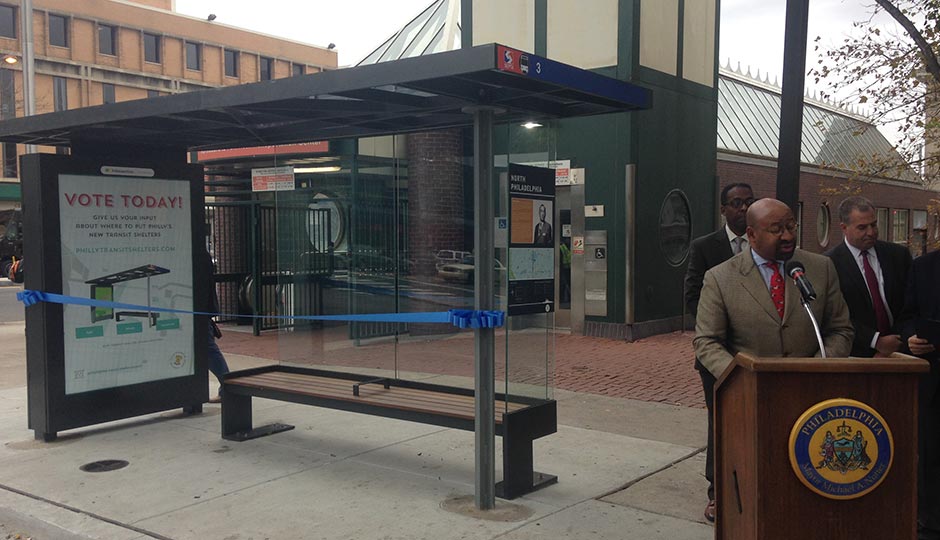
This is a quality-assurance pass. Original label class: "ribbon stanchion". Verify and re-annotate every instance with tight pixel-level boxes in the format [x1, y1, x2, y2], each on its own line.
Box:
[16, 290, 506, 329]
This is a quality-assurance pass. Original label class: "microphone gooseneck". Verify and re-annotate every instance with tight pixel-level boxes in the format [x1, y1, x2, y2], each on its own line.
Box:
[783, 259, 826, 358]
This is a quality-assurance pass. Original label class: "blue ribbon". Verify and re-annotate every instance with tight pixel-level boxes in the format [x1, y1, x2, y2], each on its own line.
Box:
[16, 290, 505, 329]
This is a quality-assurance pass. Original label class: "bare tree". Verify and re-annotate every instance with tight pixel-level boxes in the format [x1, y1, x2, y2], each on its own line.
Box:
[811, 0, 940, 185]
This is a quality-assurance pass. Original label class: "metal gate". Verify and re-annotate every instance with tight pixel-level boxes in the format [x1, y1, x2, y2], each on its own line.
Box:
[206, 200, 332, 335]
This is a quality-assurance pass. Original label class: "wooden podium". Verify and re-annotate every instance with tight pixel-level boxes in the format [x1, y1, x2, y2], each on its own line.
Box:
[715, 353, 928, 539]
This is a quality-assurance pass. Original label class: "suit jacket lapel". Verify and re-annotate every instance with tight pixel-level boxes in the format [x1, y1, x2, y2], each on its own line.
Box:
[737, 252, 782, 323]
[836, 244, 871, 308]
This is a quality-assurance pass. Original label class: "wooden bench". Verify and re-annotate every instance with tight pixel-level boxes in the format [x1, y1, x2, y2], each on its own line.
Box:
[220, 365, 557, 499]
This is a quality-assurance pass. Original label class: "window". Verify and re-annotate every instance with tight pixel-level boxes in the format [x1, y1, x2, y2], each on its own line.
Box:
[935, 213, 940, 241]
[0, 5, 15, 39]
[658, 189, 691, 266]
[224, 50, 238, 77]
[2, 142, 15, 178]
[102, 83, 115, 104]
[98, 24, 116, 55]
[877, 208, 888, 234]
[49, 14, 68, 47]
[260, 57, 273, 80]
[147, 89, 160, 98]
[143, 33, 160, 63]
[185, 41, 200, 71]
[0, 68, 13, 120]
[892, 209, 909, 244]
[53, 76, 67, 111]
[292, 64, 304, 77]
[816, 204, 830, 247]
[913, 209, 928, 230]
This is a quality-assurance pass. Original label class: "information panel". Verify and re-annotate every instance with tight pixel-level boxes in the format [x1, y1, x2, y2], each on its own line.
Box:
[58, 174, 194, 394]
[508, 164, 555, 315]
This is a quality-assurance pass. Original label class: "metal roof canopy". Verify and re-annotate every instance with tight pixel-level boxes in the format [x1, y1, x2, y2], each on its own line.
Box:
[6, 43, 651, 511]
[0, 44, 650, 150]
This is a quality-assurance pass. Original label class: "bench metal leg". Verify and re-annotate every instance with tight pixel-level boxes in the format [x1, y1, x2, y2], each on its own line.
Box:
[495, 401, 558, 499]
[221, 389, 294, 442]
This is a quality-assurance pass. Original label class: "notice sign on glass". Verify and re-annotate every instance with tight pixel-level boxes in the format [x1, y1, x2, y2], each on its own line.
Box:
[508, 163, 555, 316]
[58, 175, 194, 394]
[251, 166, 295, 192]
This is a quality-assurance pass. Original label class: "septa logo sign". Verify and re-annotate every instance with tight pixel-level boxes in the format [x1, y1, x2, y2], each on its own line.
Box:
[498, 46, 524, 75]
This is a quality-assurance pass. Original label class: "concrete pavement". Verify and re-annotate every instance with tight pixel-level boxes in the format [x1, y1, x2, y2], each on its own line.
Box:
[0, 299, 715, 539]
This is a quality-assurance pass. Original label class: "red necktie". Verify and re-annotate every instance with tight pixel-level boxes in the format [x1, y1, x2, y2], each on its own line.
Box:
[861, 250, 891, 333]
[764, 262, 785, 319]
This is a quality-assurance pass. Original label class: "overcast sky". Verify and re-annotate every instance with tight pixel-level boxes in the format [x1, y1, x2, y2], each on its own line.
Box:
[173, 0, 899, 95]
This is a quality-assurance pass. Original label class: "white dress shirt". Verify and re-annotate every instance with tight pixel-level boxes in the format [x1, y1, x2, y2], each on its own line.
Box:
[844, 238, 892, 348]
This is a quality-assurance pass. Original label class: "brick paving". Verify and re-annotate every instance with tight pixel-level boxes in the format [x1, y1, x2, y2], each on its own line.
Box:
[218, 325, 705, 409]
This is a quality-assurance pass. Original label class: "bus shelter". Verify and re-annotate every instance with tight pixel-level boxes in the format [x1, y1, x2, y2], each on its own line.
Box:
[0, 43, 650, 508]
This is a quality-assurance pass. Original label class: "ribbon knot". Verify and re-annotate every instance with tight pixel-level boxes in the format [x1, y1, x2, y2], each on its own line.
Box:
[16, 290, 43, 307]
[447, 309, 506, 329]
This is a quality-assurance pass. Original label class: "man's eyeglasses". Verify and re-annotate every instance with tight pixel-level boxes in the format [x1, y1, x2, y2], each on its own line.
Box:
[763, 222, 799, 236]
[724, 198, 755, 209]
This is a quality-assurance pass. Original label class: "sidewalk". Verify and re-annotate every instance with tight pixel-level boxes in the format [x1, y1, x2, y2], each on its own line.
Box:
[0, 322, 713, 540]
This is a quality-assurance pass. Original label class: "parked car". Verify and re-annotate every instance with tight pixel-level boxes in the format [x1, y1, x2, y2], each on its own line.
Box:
[434, 249, 471, 271]
[438, 256, 506, 284]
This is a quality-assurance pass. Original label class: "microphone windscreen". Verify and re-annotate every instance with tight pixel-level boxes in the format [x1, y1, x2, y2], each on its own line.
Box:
[784, 260, 805, 277]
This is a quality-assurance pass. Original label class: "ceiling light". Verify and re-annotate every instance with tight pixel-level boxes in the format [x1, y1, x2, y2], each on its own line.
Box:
[294, 166, 341, 173]
[522, 122, 542, 129]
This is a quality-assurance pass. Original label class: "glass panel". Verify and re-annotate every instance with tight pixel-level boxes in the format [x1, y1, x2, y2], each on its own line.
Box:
[144, 34, 160, 63]
[49, 15, 68, 47]
[102, 83, 115, 104]
[913, 210, 927, 230]
[98, 25, 115, 55]
[816, 204, 830, 247]
[206, 125, 555, 430]
[53, 77, 67, 111]
[892, 209, 909, 244]
[185, 42, 200, 70]
[260, 57, 272, 80]
[877, 207, 889, 237]
[224, 50, 238, 77]
[0, 6, 14, 39]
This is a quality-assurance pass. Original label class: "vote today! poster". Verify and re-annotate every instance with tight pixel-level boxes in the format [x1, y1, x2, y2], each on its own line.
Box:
[508, 163, 555, 316]
[58, 174, 193, 395]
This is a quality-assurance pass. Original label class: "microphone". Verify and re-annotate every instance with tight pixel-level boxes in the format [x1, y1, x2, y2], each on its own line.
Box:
[785, 260, 816, 302]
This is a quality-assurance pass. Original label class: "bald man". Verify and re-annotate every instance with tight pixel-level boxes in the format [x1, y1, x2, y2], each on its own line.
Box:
[694, 198, 852, 378]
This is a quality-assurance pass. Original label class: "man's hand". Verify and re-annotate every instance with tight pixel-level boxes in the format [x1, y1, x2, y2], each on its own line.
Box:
[874, 334, 902, 356]
[908, 335, 936, 356]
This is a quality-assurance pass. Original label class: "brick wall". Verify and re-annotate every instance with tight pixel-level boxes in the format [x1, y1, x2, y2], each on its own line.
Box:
[717, 156, 940, 255]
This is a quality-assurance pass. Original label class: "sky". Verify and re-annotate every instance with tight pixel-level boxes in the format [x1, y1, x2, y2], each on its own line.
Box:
[172, 0, 900, 97]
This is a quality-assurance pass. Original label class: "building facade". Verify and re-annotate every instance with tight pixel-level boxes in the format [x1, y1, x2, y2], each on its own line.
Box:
[0, 0, 337, 209]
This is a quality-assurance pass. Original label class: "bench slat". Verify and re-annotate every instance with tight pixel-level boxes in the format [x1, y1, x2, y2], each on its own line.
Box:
[226, 372, 527, 422]
[237, 372, 528, 414]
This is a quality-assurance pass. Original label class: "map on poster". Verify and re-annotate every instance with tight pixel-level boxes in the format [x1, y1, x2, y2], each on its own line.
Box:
[59, 174, 193, 395]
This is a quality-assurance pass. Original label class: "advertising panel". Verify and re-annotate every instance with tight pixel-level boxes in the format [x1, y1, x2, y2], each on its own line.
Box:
[508, 164, 555, 315]
[58, 174, 193, 394]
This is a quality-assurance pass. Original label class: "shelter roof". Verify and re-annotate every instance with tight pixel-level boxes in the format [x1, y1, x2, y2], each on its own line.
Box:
[0, 44, 650, 151]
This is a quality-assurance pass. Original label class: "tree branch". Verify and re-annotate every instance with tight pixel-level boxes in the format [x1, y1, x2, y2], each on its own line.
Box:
[874, 0, 940, 84]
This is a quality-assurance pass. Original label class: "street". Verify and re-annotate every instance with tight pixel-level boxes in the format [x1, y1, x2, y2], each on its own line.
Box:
[0, 285, 23, 324]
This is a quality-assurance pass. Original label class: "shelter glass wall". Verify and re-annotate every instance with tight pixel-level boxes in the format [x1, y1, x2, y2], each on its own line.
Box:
[251, 126, 555, 403]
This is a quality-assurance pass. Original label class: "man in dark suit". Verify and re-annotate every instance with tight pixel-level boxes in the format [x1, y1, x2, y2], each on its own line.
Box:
[825, 196, 912, 357]
[683, 182, 754, 523]
[901, 250, 940, 540]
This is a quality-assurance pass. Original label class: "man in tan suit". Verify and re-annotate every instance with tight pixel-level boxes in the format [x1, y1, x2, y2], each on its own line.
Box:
[694, 198, 853, 379]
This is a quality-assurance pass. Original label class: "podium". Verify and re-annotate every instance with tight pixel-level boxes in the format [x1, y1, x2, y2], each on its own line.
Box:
[715, 353, 928, 539]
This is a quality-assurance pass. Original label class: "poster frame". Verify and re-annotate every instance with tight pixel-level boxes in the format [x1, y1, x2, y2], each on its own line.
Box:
[22, 153, 208, 441]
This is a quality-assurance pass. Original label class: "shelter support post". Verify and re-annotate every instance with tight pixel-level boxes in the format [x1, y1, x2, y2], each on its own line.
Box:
[775, 0, 809, 211]
[470, 106, 497, 510]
